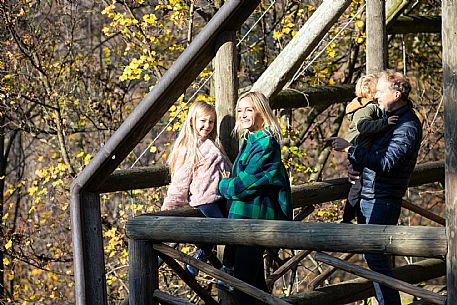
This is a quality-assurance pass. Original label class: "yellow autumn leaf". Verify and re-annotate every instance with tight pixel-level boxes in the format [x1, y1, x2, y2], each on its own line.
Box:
[5, 239, 12, 249]
[3, 257, 10, 265]
[355, 20, 364, 28]
[28, 186, 38, 195]
[272, 31, 282, 39]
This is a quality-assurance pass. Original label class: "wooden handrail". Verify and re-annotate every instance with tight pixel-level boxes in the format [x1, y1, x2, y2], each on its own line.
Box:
[126, 217, 446, 257]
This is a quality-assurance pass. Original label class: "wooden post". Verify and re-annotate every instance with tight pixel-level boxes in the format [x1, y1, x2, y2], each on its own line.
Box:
[214, 31, 239, 161]
[366, 0, 387, 73]
[443, 1, 457, 304]
[71, 191, 107, 305]
[129, 240, 158, 305]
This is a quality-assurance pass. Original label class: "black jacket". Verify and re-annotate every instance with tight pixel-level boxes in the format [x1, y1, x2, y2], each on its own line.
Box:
[347, 102, 423, 201]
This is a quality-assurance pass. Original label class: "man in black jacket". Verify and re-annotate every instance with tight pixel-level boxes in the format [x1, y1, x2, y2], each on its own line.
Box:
[329, 70, 423, 305]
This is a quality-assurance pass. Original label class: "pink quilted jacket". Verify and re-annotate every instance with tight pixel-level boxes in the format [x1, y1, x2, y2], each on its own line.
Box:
[161, 138, 232, 211]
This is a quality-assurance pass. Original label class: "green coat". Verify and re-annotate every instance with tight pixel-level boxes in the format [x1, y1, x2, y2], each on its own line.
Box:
[346, 97, 389, 149]
[218, 128, 292, 220]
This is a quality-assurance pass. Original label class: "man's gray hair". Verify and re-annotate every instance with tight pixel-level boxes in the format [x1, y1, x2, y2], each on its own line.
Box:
[378, 70, 411, 100]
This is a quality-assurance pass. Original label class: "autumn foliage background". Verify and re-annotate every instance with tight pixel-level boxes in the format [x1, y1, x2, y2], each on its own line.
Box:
[0, 0, 444, 304]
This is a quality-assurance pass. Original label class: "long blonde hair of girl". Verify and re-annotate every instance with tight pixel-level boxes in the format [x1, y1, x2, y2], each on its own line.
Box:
[168, 101, 222, 175]
[233, 91, 283, 142]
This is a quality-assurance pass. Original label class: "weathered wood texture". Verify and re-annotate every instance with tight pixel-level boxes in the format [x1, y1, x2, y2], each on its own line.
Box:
[126, 217, 446, 257]
[112, 160, 443, 219]
[71, 3, 262, 305]
[215, 31, 239, 162]
[154, 243, 291, 305]
[402, 199, 445, 226]
[366, 0, 387, 73]
[266, 250, 312, 289]
[443, 0, 457, 304]
[251, 0, 352, 98]
[71, 191, 106, 305]
[309, 253, 355, 289]
[315, 252, 446, 305]
[283, 258, 445, 305]
[385, 0, 410, 25]
[153, 290, 197, 305]
[270, 85, 355, 109]
[97, 165, 170, 193]
[157, 252, 218, 305]
[389, 16, 441, 34]
[98, 159, 443, 198]
[128, 240, 158, 305]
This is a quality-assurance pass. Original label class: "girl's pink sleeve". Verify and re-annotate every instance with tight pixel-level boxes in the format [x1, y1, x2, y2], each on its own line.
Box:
[161, 158, 192, 211]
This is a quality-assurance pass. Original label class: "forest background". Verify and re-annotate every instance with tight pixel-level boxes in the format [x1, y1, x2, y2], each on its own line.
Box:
[0, 0, 444, 304]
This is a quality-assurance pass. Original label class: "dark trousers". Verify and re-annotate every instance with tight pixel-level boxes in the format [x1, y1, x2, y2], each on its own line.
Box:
[198, 201, 236, 267]
[232, 246, 267, 305]
[361, 198, 402, 305]
[196, 201, 226, 255]
[342, 179, 366, 224]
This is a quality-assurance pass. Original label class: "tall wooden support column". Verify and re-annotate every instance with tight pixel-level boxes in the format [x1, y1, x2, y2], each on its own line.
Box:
[129, 240, 158, 305]
[366, 0, 387, 73]
[71, 191, 107, 305]
[443, 1, 457, 303]
[214, 31, 239, 161]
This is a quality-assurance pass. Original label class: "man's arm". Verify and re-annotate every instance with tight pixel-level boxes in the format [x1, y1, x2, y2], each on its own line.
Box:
[348, 122, 421, 174]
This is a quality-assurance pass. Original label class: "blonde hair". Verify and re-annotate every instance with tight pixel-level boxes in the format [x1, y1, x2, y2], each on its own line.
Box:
[355, 74, 378, 99]
[168, 101, 222, 175]
[233, 91, 283, 142]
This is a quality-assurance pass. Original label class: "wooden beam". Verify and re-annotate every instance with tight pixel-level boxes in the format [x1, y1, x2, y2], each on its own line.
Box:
[389, 16, 441, 34]
[126, 218, 446, 257]
[385, 0, 410, 25]
[71, 2, 262, 304]
[251, 0, 352, 98]
[266, 250, 312, 289]
[97, 165, 169, 193]
[128, 240, 158, 305]
[269, 85, 355, 109]
[215, 31, 239, 162]
[158, 252, 218, 305]
[97, 158, 443, 198]
[71, 191, 106, 305]
[153, 290, 197, 305]
[366, 0, 387, 73]
[309, 253, 355, 289]
[315, 252, 446, 305]
[154, 243, 292, 305]
[402, 199, 445, 226]
[443, 0, 457, 303]
[283, 258, 445, 305]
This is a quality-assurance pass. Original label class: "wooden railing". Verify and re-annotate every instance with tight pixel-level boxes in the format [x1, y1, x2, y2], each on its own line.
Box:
[124, 160, 446, 305]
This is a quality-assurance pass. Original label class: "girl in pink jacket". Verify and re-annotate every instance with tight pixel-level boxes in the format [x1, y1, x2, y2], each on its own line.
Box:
[161, 101, 232, 277]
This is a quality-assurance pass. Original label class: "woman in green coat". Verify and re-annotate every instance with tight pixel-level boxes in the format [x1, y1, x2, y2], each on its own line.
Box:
[218, 91, 292, 304]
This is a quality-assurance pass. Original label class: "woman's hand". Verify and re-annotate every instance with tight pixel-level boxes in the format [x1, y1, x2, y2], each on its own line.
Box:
[221, 170, 231, 178]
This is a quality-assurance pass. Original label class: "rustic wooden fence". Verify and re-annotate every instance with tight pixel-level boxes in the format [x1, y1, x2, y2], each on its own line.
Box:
[123, 161, 447, 305]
